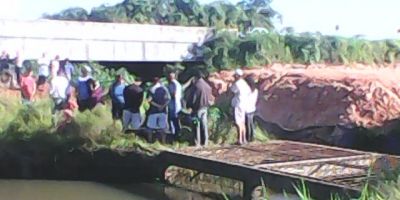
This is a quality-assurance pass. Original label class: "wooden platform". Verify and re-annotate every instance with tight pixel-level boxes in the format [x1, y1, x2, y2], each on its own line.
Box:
[157, 140, 398, 199]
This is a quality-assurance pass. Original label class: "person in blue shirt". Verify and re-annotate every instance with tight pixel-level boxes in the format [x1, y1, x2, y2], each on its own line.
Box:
[109, 75, 126, 125]
[76, 66, 92, 112]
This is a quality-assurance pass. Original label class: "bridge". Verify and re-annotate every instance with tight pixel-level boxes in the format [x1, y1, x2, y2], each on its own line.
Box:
[158, 140, 399, 199]
[0, 19, 213, 62]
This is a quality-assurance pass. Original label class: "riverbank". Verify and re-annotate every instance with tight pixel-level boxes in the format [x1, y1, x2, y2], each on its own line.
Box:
[207, 64, 400, 154]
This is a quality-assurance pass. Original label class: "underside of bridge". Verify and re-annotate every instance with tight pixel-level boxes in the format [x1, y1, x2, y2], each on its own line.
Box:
[69, 61, 203, 82]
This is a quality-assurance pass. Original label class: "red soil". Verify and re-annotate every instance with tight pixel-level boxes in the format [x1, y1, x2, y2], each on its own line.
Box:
[208, 64, 400, 130]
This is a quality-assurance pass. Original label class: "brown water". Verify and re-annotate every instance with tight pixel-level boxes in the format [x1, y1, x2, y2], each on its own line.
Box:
[0, 180, 298, 200]
[0, 180, 213, 200]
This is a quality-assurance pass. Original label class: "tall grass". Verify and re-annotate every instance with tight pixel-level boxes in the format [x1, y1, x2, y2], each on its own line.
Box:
[0, 95, 164, 155]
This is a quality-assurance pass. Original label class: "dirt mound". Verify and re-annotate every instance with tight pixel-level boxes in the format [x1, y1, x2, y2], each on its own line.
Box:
[208, 64, 400, 130]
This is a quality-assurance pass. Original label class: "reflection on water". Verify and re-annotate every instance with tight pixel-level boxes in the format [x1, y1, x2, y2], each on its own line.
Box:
[0, 180, 299, 200]
[0, 180, 212, 200]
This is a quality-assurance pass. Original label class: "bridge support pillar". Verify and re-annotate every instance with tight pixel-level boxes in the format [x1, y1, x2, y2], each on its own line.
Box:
[243, 179, 260, 200]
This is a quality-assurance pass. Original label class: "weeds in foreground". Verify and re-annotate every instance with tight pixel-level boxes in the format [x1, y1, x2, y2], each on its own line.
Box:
[0, 94, 271, 155]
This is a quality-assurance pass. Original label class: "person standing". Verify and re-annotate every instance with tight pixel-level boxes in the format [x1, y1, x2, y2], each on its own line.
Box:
[167, 72, 182, 136]
[50, 70, 70, 109]
[122, 81, 144, 131]
[109, 75, 126, 125]
[37, 52, 50, 86]
[244, 75, 259, 142]
[63, 58, 75, 81]
[0, 70, 16, 90]
[13, 51, 24, 85]
[76, 66, 92, 112]
[185, 72, 214, 147]
[0, 51, 9, 72]
[50, 55, 60, 78]
[87, 79, 104, 110]
[20, 67, 36, 103]
[49, 70, 71, 125]
[146, 77, 171, 131]
[230, 69, 251, 145]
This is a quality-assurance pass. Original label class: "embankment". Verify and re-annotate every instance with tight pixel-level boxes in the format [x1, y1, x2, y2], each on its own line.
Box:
[208, 64, 400, 154]
[0, 138, 158, 182]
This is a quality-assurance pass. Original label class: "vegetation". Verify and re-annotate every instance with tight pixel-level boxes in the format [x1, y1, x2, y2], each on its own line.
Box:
[0, 95, 161, 155]
[45, 0, 400, 71]
[190, 31, 400, 71]
[44, 0, 278, 31]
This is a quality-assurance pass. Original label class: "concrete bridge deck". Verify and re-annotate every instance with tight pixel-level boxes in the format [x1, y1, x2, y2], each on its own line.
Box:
[0, 19, 213, 62]
[158, 140, 398, 199]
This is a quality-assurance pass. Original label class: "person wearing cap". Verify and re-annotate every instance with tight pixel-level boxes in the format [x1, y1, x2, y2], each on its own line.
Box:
[244, 75, 259, 142]
[109, 74, 126, 125]
[76, 66, 92, 111]
[230, 68, 251, 145]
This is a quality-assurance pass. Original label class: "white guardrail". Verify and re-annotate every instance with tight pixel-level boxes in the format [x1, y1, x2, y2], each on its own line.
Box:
[0, 19, 213, 61]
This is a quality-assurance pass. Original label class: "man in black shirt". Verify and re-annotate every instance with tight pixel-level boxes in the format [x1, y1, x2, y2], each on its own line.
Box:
[185, 73, 215, 146]
[0, 51, 9, 72]
[122, 82, 144, 131]
[146, 77, 171, 131]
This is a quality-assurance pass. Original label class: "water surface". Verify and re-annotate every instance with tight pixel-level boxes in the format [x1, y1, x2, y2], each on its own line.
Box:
[0, 180, 297, 200]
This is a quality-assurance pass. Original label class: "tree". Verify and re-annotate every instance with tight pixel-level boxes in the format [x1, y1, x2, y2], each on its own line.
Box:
[44, 7, 89, 21]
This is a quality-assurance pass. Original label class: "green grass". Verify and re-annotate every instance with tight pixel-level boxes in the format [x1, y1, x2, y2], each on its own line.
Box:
[0, 93, 271, 156]
[221, 178, 400, 200]
[0, 95, 164, 155]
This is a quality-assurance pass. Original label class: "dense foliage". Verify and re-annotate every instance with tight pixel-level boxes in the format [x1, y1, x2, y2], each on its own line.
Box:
[45, 0, 400, 71]
[44, 0, 278, 31]
[191, 31, 400, 71]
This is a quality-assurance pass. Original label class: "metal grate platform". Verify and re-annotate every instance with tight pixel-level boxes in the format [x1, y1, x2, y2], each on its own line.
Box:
[159, 140, 400, 199]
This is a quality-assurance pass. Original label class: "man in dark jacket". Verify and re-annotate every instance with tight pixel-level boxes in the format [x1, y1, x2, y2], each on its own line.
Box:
[122, 81, 144, 131]
[185, 72, 215, 146]
[0, 51, 9, 72]
[109, 75, 126, 125]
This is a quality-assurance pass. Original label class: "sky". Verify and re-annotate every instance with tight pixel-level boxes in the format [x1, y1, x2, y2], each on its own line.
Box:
[0, 0, 399, 40]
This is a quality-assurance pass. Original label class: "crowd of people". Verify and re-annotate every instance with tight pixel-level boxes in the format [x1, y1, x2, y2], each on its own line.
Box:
[0, 50, 259, 147]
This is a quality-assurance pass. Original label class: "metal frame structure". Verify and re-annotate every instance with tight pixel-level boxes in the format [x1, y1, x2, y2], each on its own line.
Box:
[158, 140, 398, 199]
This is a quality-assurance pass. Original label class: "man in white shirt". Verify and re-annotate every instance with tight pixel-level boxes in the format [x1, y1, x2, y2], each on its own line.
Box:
[230, 69, 251, 145]
[50, 55, 60, 78]
[50, 70, 70, 112]
[37, 53, 50, 86]
[167, 72, 183, 136]
[38, 53, 50, 78]
[64, 58, 75, 81]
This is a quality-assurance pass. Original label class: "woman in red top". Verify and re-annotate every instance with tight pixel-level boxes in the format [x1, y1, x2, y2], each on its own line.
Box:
[20, 67, 36, 103]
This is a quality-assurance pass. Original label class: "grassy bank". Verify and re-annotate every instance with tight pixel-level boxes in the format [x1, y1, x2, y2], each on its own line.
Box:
[0, 95, 163, 155]
[0, 92, 270, 155]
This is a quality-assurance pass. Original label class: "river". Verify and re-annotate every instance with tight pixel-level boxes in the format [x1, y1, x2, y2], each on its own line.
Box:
[0, 180, 298, 200]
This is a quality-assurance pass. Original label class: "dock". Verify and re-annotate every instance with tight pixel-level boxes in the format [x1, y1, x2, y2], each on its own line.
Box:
[158, 140, 399, 199]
